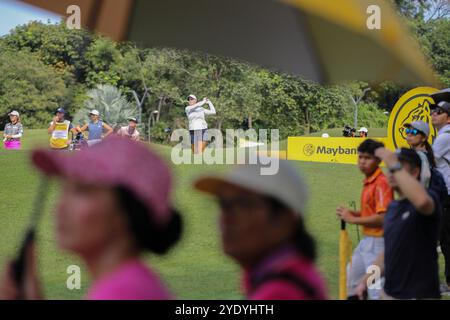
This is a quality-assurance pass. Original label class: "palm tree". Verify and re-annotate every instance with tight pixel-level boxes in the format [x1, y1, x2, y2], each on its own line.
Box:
[74, 84, 138, 129]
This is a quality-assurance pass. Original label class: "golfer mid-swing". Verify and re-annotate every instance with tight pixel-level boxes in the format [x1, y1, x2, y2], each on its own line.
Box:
[185, 94, 216, 154]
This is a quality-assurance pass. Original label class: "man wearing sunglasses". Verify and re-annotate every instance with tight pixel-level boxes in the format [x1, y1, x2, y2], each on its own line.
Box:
[430, 89, 450, 295]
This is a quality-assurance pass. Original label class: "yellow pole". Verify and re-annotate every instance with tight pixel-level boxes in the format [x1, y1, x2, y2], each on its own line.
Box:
[339, 220, 352, 300]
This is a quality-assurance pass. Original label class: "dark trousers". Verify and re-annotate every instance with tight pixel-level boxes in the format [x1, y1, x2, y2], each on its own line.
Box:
[441, 196, 450, 284]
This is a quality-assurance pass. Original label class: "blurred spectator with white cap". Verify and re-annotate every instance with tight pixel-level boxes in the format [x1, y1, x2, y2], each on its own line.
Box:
[117, 117, 140, 141]
[194, 160, 328, 300]
[430, 88, 450, 294]
[3, 111, 23, 150]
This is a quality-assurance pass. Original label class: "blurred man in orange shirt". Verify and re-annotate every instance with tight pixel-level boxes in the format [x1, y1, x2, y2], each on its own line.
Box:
[336, 139, 394, 299]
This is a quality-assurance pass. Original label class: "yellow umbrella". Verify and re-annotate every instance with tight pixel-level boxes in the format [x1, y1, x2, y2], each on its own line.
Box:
[339, 220, 352, 300]
[20, 0, 438, 86]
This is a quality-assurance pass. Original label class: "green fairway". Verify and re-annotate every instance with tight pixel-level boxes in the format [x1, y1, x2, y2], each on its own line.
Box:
[0, 129, 447, 299]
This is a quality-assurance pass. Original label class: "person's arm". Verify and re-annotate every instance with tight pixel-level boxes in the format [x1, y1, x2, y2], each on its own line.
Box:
[375, 148, 435, 216]
[432, 135, 450, 161]
[102, 123, 113, 138]
[48, 117, 59, 134]
[203, 100, 216, 115]
[132, 130, 140, 141]
[0, 241, 43, 300]
[355, 251, 385, 299]
[336, 207, 384, 227]
[69, 123, 78, 135]
[77, 124, 88, 133]
[3, 125, 10, 139]
[11, 124, 23, 139]
[345, 177, 393, 227]
[348, 213, 385, 227]
[185, 99, 207, 113]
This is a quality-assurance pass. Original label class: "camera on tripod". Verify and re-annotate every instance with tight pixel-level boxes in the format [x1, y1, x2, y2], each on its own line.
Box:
[342, 125, 356, 137]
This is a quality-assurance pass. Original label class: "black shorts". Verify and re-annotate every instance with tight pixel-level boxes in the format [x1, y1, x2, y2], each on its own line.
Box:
[190, 129, 208, 144]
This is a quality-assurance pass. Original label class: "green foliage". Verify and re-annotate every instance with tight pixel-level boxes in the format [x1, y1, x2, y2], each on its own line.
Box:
[355, 103, 390, 128]
[74, 84, 137, 129]
[149, 120, 171, 143]
[0, 14, 448, 137]
[3, 21, 93, 83]
[0, 48, 67, 128]
[85, 38, 121, 86]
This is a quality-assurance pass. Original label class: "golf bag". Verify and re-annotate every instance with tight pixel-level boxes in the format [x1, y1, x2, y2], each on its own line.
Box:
[69, 132, 88, 151]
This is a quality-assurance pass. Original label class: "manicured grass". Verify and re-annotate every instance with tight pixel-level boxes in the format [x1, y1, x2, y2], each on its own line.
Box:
[0, 129, 446, 299]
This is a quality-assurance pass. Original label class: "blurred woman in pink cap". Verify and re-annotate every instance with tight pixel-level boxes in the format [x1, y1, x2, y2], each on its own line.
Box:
[0, 136, 182, 300]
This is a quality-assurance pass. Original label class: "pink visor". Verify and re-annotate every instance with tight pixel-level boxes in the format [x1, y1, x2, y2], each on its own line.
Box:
[31, 135, 173, 227]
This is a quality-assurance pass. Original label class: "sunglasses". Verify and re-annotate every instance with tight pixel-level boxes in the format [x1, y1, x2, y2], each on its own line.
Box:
[431, 108, 447, 115]
[405, 128, 420, 136]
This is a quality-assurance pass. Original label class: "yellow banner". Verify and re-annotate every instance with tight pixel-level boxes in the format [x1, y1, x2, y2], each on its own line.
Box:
[287, 87, 440, 164]
[287, 137, 389, 164]
[386, 86, 438, 150]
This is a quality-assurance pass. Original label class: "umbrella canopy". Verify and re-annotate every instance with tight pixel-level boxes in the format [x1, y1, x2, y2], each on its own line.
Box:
[20, 0, 438, 85]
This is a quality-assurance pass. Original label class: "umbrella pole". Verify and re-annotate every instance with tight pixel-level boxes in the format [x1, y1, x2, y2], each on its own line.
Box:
[12, 177, 49, 299]
[339, 220, 349, 300]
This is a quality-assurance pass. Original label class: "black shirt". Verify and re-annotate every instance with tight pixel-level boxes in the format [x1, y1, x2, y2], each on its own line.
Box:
[384, 190, 441, 299]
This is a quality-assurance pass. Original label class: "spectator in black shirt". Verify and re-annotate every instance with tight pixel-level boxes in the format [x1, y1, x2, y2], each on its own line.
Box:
[356, 148, 441, 299]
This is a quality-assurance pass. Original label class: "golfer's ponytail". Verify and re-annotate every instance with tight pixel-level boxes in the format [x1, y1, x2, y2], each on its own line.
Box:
[294, 219, 316, 262]
[424, 141, 436, 168]
[268, 197, 316, 262]
[115, 186, 183, 255]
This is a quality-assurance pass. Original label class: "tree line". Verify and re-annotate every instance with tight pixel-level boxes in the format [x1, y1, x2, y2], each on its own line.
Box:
[0, 0, 448, 142]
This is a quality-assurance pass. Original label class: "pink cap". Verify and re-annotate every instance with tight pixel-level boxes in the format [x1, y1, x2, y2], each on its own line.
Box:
[31, 135, 172, 227]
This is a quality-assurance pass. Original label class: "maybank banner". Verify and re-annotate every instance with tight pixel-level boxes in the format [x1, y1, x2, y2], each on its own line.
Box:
[287, 137, 389, 165]
[287, 87, 439, 165]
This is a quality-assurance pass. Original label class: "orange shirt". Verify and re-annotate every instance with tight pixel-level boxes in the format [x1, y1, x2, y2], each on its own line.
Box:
[360, 168, 394, 237]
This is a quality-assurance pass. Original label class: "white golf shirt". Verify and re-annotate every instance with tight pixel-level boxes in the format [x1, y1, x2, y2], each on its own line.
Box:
[433, 124, 450, 195]
[185, 100, 216, 131]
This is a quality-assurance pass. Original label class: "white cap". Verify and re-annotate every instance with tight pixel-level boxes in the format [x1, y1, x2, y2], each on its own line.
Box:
[8, 111, 19, 117]
[187, 94, 197, 101]
[358, 127, 368, 133]
[404, 121, 430, 137]
[90, 109, 100, 116]
[321, 133, 330, 138]
[194, 160, 308, 217]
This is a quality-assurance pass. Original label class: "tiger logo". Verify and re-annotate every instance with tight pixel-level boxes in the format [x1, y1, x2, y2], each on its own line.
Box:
[398, 100, 433, 141]
[303, 144, 315, 156]
[387, 88, 438, 150]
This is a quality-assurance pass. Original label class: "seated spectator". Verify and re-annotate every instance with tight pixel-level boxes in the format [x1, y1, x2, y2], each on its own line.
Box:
[117, 117, 140, 141]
